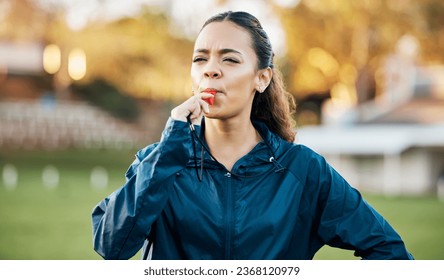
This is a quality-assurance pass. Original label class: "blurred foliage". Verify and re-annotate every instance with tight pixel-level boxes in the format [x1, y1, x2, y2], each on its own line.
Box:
[0, 0, 51, 42]
[71, 79, 140, 122]
[274, 0, 444, 100]
[0, 0, 194, 101]
[72, 10, 194, 100]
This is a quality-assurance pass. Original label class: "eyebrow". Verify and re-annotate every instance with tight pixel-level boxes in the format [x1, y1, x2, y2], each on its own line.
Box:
[193, 48, 242, 55]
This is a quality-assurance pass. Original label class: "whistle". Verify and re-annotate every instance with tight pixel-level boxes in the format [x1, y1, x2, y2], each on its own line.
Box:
[203, 90, 216, 105]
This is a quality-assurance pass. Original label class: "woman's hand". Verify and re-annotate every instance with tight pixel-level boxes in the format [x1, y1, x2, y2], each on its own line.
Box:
[171, 93, 213, 125]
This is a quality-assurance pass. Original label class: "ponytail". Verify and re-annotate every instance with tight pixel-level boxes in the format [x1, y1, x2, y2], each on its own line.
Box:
[252, 68, 296, 142]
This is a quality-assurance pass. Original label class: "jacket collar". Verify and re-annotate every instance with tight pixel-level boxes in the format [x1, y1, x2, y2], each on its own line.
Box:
[187, 118, 286, 170]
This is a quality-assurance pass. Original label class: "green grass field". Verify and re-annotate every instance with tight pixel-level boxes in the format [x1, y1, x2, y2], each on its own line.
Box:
[1, 149, 443, 260]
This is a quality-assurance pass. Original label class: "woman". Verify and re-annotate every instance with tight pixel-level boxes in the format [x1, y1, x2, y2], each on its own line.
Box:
[92, 11, 413, 260]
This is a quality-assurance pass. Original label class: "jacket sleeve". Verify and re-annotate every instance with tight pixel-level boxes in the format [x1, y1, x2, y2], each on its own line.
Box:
[92, 118, 193, 259]
[311, 153, 414, 260]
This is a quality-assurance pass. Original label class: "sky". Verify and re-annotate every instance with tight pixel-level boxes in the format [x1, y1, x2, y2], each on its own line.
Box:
[34, 0, 301, 57]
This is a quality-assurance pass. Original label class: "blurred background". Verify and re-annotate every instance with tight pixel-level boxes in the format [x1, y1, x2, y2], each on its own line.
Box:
[0, 0, 443, 260]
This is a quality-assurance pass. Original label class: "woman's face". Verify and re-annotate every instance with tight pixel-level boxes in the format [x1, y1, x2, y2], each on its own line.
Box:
[191, 21, 263, 120]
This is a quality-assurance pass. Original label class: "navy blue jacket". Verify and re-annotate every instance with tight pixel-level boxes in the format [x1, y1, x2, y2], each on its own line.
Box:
[92, 118, 413, 260]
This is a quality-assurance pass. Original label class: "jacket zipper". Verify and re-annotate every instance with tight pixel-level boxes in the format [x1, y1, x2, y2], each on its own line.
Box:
[224, 171, 233, 259]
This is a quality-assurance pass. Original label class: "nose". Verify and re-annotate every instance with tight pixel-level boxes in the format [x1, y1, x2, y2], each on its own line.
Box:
[204, 61, 221, 79]
[205, 71, 220, 78]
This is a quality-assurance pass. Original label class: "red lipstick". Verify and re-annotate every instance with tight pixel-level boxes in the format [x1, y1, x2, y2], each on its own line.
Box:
[202, 89, 217, 105]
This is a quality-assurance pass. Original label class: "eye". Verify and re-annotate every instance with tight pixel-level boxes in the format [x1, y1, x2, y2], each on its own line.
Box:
[223, 57, 240, 64]
[192, 57, 207, 63]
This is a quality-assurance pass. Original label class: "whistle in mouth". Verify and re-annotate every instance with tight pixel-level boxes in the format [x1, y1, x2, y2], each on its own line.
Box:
[203, 90, 216, 105]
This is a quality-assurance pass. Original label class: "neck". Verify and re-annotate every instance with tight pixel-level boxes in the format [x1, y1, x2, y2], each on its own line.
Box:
[204, 117, 262, 171]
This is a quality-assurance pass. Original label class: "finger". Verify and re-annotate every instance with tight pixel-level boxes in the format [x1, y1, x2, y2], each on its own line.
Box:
[192, 94, 211, 115]
[197, 99, 210, 114]
[199, 92, 215, 99]
[189, 99, 202, 118]
[171, 95, 199, 121]
[189, 109, 203, 125]
[196, 93, 212, 113]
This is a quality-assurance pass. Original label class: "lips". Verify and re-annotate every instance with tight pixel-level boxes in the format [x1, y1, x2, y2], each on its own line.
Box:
[202, 89, 217, 105]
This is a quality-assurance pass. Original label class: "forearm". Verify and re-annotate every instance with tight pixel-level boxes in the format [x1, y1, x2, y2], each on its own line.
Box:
[92, 118, 193, 259]
[312, 154, 413, 260]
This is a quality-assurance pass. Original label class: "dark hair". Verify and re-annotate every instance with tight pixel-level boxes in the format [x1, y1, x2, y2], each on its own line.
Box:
[201, 11, 296, 142]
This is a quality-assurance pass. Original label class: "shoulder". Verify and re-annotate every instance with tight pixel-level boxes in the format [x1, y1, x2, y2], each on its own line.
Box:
[135, 143, 160, 162]
[280, 142, 331, 180]
[124, 142, 160, 179]
[282, 142, 326, 165]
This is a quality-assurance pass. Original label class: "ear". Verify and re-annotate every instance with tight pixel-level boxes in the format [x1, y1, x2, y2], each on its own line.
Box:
[255, 67, 273, 93]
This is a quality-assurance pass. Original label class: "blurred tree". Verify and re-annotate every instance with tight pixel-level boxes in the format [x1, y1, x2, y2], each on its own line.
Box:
[0, 0, 47, 42]
[57, 7, 194, 101]
[421, 0, 444, 62]
[274, 0, 444, 100]
[1, 1, 194, 101]
[270, 0, 444, 126]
